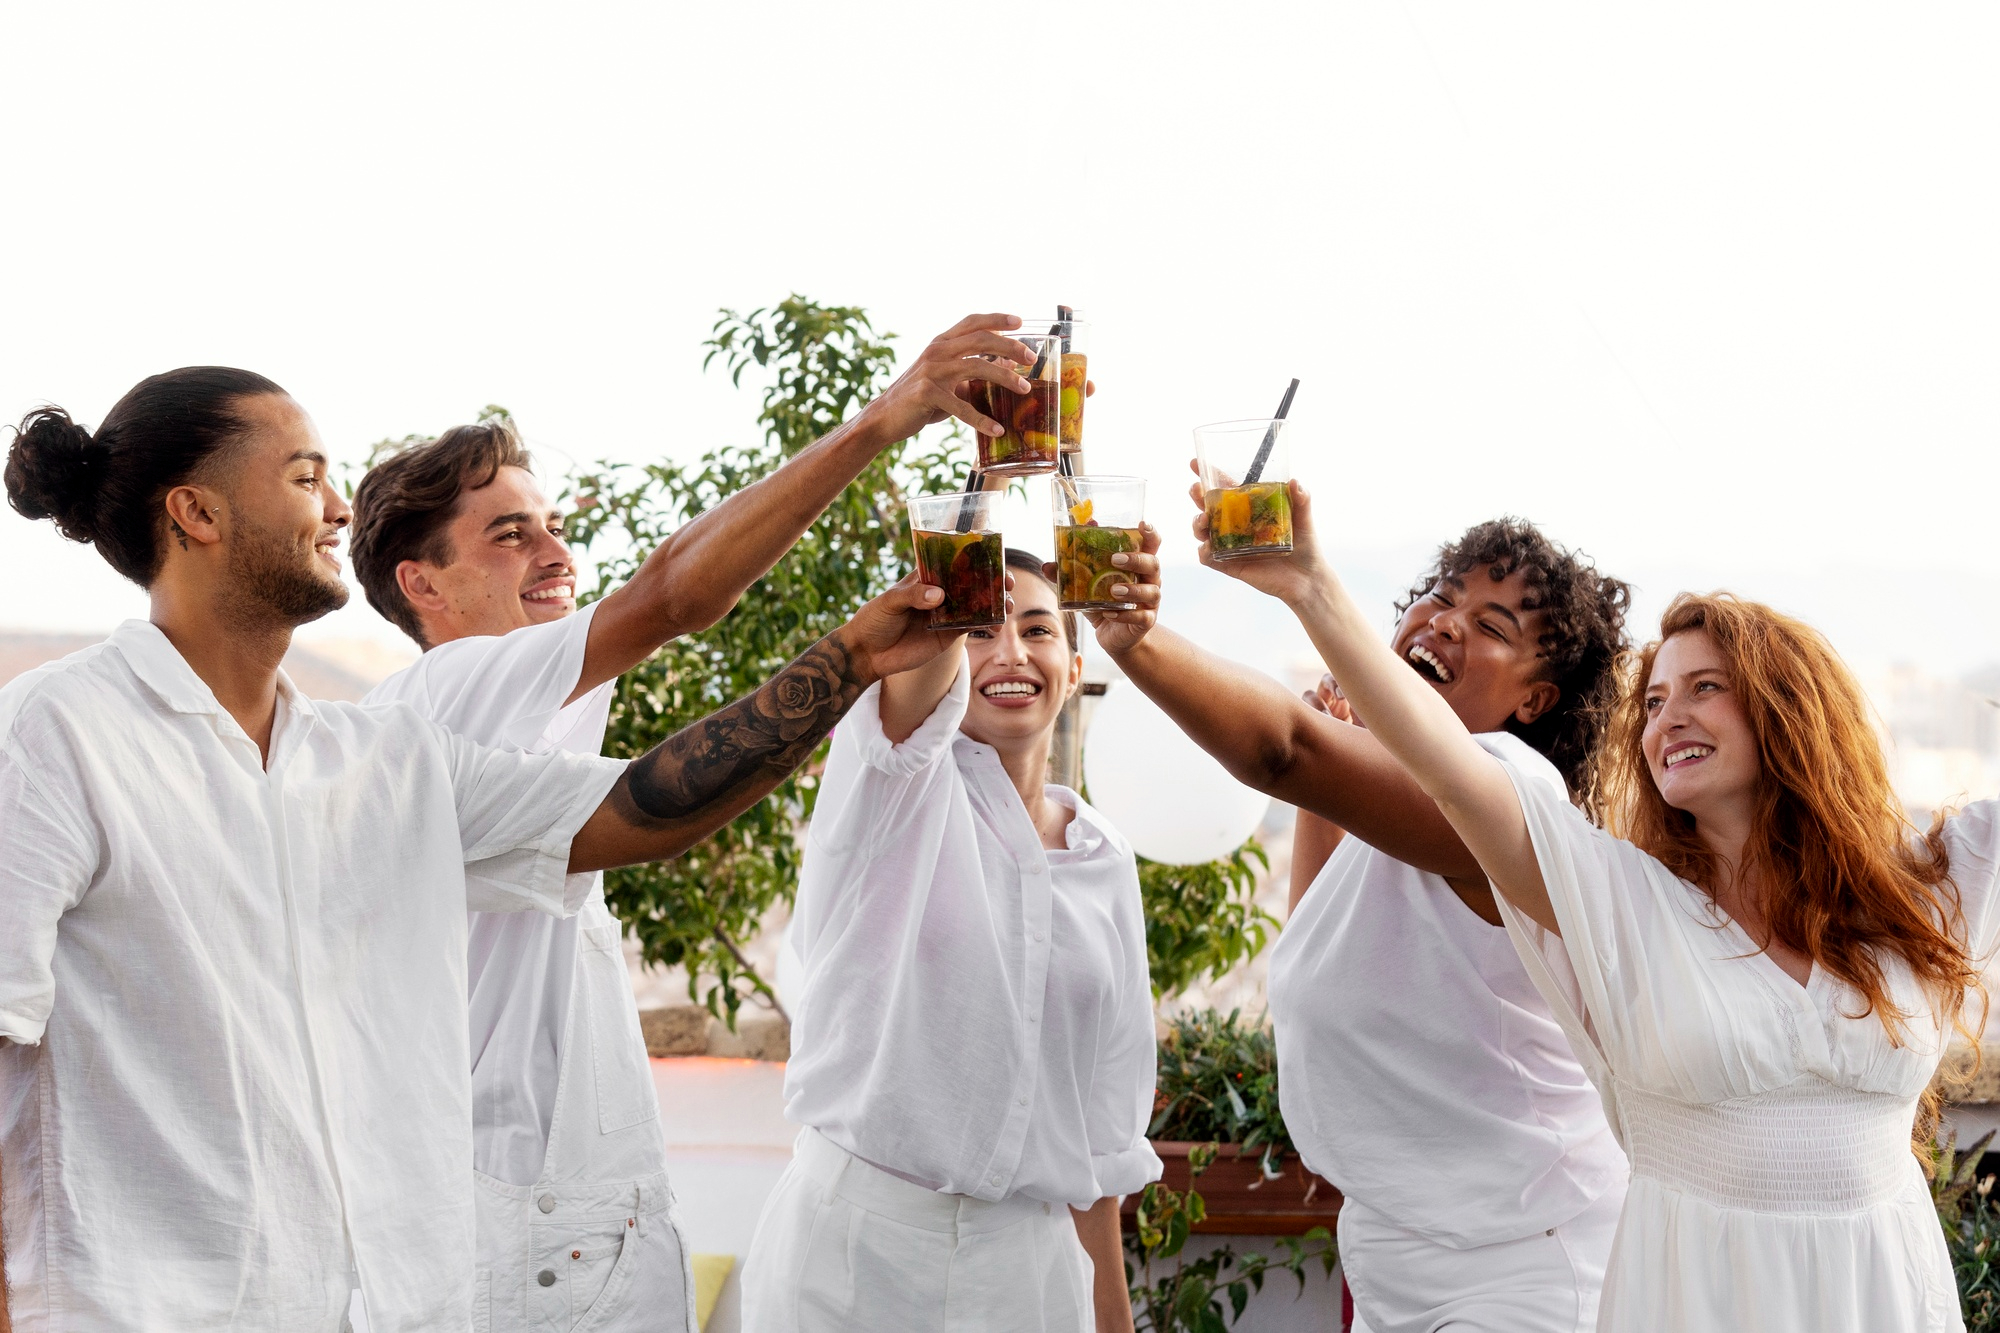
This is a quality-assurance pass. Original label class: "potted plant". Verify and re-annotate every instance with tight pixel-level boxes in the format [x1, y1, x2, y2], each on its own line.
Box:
[1128, 1008, 1343, 1236]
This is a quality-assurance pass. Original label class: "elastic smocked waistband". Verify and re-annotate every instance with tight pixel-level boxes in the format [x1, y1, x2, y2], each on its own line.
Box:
[1619, 1079, 1920, 1215]
[792, 1128, 1059, 1235]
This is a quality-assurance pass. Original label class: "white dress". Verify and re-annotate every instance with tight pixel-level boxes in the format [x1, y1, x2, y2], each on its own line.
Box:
[1485, 736, 2000, 1333]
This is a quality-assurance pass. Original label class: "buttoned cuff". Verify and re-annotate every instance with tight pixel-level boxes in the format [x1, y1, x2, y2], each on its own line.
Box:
[847, 663, 970, 778]
[1092, 1142, 1165, 1200]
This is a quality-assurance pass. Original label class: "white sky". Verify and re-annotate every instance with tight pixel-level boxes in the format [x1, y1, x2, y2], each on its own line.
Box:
[4, 3, 1998, 674]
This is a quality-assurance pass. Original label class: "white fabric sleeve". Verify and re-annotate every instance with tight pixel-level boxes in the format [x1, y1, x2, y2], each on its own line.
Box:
[407, 601, 600, 749]
[0, 746, 98, 1044]
[1088, 858, 1165, 1200]
[443, 725, 627, 915]
[1474, 734, 1652, 1144]
[1943, 800, 2000, 971]
[804, 663, 970, 858]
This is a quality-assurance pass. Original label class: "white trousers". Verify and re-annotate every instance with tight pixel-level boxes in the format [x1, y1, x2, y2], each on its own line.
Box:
[741, 1128, 1095, 1333]
[1342, 1181, 1626, 1333]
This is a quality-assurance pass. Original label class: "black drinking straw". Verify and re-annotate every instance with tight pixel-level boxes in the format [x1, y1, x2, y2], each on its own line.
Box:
[953, 468, 985, 533]
[1057, 304, 1074, 355]
[1241, 378, 1300, 485]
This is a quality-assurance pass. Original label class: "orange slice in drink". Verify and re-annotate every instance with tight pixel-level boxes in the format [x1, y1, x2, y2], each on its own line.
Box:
[1069, 498, 1095, 525]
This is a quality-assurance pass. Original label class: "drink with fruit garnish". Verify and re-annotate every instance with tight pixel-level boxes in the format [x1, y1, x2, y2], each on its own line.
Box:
[1049, 475, 1145, 611]
[1194, 419, 1294, 560]
[969, 329, 1062, 476]
[1056, 315, 1089, 454]
[908, 492, 1006, 629]
[1202, 482, 1292, 558]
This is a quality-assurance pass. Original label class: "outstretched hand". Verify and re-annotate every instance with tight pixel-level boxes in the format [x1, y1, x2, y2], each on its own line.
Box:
[853, 313, 1039, 446]
[1187, 461, 1327, 607]
[835, 574, 964, 683]
[1046, 523, 1163, 657]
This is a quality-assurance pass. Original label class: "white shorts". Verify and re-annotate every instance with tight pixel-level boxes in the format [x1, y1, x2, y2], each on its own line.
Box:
[741, 1128, 1094, 1333]
[1342, 1181, 1626, 1333]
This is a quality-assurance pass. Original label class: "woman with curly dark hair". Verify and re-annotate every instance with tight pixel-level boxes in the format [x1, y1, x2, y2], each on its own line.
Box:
[1103, 512, 1634, 1333]
[1216, 480, 1989, 1332]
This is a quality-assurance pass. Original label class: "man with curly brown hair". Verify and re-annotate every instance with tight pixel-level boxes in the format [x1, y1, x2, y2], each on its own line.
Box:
[1097, 516, 1633, 1333]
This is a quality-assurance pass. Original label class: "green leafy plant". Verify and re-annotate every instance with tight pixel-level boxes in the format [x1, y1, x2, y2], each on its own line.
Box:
[1140, 842, 1275, 1001]
[1125, 1142, 1336, 1333]
[563, 297, 965, 1024]
[1150, 1008, 1292, 1175]
[1933, 1124, 2000, 1329]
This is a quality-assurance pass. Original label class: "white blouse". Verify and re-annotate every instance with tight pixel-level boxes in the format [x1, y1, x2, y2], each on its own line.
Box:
[1488, 735, 2000, 1332]
[783, 663, 1161, 1209]
[0, 620, 625, 1333]
[1267, 731, 1625, 1247]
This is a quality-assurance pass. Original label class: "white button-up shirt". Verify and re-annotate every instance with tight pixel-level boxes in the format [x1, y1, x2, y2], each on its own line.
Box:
[0, 621, 625, 1333]
[783, 665, 1161, 1209]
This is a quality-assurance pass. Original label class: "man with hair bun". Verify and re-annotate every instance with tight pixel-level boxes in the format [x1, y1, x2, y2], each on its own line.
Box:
[0, 367, 962, 1332]
[1101, 510, 1633, 1333]
[348, 312, 1047, 1333]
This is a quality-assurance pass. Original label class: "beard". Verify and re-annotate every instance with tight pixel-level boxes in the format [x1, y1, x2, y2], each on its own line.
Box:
[224, 514, 350, 630]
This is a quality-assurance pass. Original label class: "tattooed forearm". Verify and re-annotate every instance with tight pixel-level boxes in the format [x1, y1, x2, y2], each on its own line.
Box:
[610, 633, 866, 826]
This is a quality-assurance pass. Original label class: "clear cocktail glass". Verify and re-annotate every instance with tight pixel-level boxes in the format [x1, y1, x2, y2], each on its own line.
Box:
[1194, 419, 1293, 560]
[908, 492, 1007, 629]
[1056, 315, 1089, 455]
[969, 329, 1062, 476]
[1051, 475, 1145, 611]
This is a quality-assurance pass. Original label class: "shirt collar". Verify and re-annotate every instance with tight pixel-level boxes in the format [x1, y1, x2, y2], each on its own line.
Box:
[108, 619, 318, 726]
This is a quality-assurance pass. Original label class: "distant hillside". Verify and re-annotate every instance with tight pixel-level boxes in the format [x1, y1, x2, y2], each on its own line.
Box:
[0, 630, 410, 702]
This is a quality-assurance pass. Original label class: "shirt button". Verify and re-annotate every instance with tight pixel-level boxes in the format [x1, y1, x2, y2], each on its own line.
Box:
[537, 1193, 556, 1214]
[1018, 1097, 1029, 1107]
[1033, 932, 1044, 942]
[537, 1269, 556, 1287]
[990, 1174, 1002, 1186]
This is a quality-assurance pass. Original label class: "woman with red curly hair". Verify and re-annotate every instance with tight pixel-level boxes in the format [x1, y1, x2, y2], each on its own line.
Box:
[1210, 482, 1987, 1333]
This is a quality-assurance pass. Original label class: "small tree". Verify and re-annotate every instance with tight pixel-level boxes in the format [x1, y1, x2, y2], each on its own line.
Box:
[562, 296, 967, 1024]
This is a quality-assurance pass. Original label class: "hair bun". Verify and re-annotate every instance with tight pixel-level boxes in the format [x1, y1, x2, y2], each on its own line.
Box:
[6, 406, 109, 543]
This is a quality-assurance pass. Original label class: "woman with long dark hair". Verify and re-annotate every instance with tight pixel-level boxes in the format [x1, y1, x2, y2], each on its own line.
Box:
[1205, 482, 1986, 1332]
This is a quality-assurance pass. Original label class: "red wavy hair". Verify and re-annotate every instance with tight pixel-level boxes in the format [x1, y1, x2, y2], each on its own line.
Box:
[1601, 593, 1982, 1052]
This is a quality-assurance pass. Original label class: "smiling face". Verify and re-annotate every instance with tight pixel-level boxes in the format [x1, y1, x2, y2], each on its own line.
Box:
[211, 394, 352, 627]
[1641, 629, 1763, 820]
[958, 569, 1082, 752]
[399, 465, 575, 644]
[1390, 566, 1561, 735]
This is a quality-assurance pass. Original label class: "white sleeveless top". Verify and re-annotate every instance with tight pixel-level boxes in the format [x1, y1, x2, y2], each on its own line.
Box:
[1489, 735, 2000, 1332]
[1267, 731, 1625, 1247]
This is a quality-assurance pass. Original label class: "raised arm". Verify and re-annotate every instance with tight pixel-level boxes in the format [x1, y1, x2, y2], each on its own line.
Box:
[572, 314, 1038, 700]
[1106, 624, 1479, 879]
[1199, 484, 1559, 932]
[567, 577, 954, 872]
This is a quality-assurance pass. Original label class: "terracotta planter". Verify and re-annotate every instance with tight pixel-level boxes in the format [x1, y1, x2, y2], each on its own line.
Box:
[1123, 1140, 1343, 1236]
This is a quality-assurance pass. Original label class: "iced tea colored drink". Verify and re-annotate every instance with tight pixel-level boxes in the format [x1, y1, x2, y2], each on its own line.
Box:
[970, 328, 1062, 476]
[1202, 482, 1293, 557]
[1057, 316, 1089, 454]
[1050, 475, 1145, 611]
[1194, 419, 1295, 560]
[908, 492, 1006, 629]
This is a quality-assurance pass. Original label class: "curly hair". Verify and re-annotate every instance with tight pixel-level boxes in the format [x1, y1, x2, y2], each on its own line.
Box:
[1397, 518, 1632, 814]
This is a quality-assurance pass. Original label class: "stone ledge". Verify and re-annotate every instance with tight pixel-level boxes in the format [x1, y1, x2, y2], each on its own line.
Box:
[1939, 1042, 2000, 1105]
[640, 1005, 790, 1062]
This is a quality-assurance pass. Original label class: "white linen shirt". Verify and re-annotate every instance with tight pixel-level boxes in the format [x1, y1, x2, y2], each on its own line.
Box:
[0, 620, 625, 1333]
[1266, 731, 1626, 1248]
[783, 664, 1161, 1209]
[364, 601, 633, 1187]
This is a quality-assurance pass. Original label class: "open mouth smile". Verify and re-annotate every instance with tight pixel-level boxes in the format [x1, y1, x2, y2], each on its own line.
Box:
[1664, 745, 1714, 769]
[979, 678, 1042, 707]
[1407, 644, 1453, 684]
[523, 581, 575, 604]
